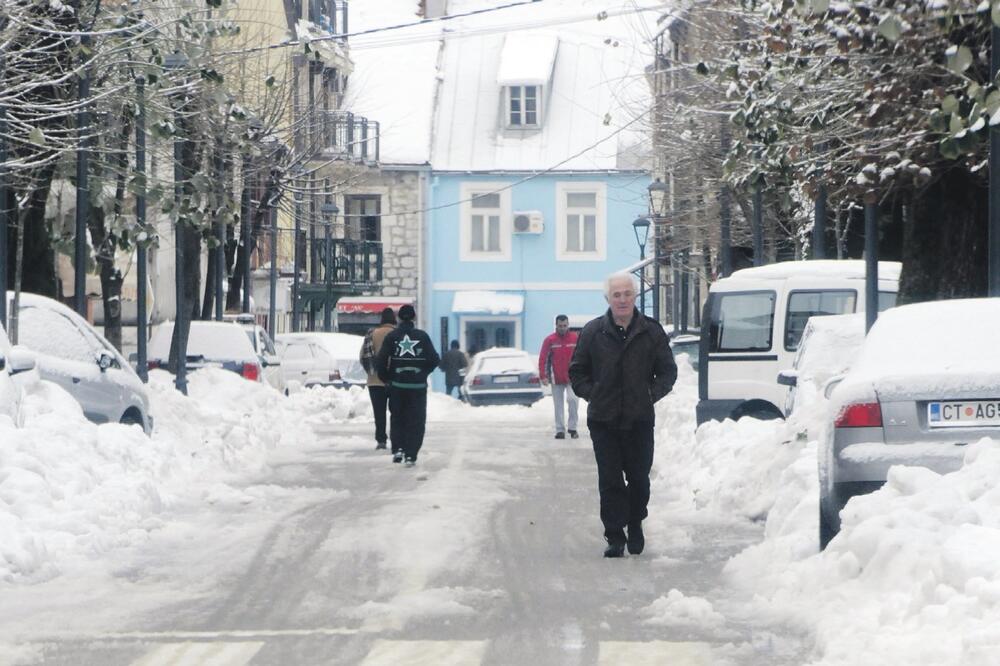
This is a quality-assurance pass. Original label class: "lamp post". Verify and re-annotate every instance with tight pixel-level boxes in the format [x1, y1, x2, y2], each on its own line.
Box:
[632, 216, 650, 315]
[164, 51, 189, 395]
[321, 200, 338, 332]
[647, 179, 668, 323]
[135, 74, 148, 382]
[292, 184, 303, 333]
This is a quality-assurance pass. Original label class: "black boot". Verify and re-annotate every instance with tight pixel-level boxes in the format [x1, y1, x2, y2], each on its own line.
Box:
[627, 522, 644, 555]
[603, 530, 626, 558]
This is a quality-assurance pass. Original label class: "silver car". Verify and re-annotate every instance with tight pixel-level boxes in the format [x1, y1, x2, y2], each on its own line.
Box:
[0, 320, 34, 427]
[461, 348, 544, 407]
[10, 292, 153, 433]
[819, 299, 1000, 549]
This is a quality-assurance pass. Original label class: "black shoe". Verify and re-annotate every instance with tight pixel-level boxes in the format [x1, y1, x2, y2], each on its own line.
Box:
[568, 430, 579, 439]
[603, 540, 626, 558]
[375, 442, 387, 450]
[392, 452, 403, 463]
[554, 432, 566, 439]
[627, 523, 644, 555]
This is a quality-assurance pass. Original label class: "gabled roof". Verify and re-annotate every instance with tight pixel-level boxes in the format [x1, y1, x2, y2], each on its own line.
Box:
[431, 0, 652, 172]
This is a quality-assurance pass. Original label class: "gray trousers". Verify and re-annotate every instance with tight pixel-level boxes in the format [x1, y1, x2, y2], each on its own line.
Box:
[552, 383, 579, 433]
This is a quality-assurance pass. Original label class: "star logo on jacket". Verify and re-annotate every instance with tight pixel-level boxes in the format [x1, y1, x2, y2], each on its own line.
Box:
[397, 335, 420, 357]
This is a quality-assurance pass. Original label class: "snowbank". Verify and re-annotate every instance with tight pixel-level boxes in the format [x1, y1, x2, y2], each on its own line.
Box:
[0, 369, 360, 583]
[654, 359, 1000, 665]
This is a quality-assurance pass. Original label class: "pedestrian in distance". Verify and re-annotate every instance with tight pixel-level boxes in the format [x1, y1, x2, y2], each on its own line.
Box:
[538, 315, 579, 439]
[569, 272, 677, 558]
[359, 307, 397, 451]
[439, 340, 469, 399]
[375, 304, 440, 467]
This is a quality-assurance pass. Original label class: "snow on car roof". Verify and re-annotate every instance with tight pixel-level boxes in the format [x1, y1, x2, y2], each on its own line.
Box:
[277, 332, 363, 359]
[148, 321, 257, 362]
[795, 312, 866, 381]
[723, 260, 902, 282]
[837, 298, 1000, 401]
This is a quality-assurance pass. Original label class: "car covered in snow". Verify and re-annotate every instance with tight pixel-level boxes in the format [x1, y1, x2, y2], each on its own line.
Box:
[10, 292, 152, 433]
[819, 299, 1000, 549]
[0, 319, 34, 427]
[276, 332, 367, 389]
[670, 332, 701, 372]
[147, 320, 282, 391]
[461, 348, 543, 407]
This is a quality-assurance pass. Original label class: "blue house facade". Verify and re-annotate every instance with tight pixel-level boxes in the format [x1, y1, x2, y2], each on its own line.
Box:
[425, 172, 650, 389]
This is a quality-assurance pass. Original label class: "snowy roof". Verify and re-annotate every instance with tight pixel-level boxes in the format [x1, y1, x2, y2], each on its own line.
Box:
[725, 260, 902, 282]
[344, 0, 441, 165]
[452, 291, 524, 315]
[431, 0, 653, 171]
[496, 33, 558, 86]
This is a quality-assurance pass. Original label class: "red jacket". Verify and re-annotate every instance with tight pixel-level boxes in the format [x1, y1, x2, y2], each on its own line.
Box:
[538, 331, 578, 385]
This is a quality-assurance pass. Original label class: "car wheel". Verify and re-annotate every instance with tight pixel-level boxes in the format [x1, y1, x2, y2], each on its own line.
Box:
[731, 400, 784, 422]
[120, 409, 144, 430]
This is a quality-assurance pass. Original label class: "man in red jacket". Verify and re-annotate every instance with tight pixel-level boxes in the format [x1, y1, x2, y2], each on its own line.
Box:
[538, 314, 579, 439]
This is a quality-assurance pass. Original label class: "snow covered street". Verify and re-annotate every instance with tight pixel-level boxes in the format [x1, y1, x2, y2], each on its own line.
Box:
[5, 364, 1000, 664]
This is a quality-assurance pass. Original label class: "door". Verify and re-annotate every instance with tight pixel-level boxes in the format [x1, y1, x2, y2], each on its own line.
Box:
[465, 321, 516, 355]
[280, 341, 315, 387]
[256, 328, 284, 390]
[704, 290, 780, 406]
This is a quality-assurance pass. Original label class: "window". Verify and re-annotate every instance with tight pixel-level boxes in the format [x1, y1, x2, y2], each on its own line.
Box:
[345, 195, 381, 241]
[784, 290, 857, 351]
[555, 182, 606, 261]
[565, 192, 597, 253]
[508, 85, 540, 127]
[878, 291, 897, 312]
[284, 343, 312, 361]
[18, 306, 95, 364]
[708, 291, 776, 353]
[460, 183, 511, 261]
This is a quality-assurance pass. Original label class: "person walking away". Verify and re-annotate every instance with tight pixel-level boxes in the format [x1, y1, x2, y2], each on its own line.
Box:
[360, 307, 397, 450]
[569, 272, 677, 558]
[538, 315, 579, 439]
[375, 304, 440, 466]
[440, 340, 469, 399]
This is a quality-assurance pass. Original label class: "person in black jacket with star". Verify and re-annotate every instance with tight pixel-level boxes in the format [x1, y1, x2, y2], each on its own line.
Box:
[375, 304, 440, 466]
[569, 272, 677, 558]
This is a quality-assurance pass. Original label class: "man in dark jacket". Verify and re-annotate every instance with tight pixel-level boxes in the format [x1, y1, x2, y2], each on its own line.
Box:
[375, 304, 440, 466]
[439, 340, 469, 398]
[569, 272, 677, 558]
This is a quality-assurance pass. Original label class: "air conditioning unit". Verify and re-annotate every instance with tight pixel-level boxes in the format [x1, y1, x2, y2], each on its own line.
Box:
[513, 211, 544, 234]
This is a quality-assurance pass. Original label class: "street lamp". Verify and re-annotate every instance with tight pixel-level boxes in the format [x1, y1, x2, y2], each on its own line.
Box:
[647, 178, 668, 322]
[292, 183, 303, 333]
[632, 217, 650, 315]
[321, 201, 338, 332]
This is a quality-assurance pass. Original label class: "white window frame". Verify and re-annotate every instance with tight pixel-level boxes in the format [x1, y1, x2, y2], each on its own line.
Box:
[506, 85, 542, 128]
[460, 182, 512, 262]
[555, 182, 606, 262]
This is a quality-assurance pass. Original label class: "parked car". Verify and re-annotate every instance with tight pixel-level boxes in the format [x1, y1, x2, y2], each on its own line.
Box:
[274, 336, 337, 389]
[224, 314, 284, 390]
[670, 333, 701, 372]
[697, 259, 900, 424]
[818, 299, 1000, 549]
[778, 312, 867, 419]
[461, 348, 543, 407]
[0, 320, 34, 427]
[10, 292, 152, 433]
[276, 332, 366, 388]
[147, 320, 283, 392]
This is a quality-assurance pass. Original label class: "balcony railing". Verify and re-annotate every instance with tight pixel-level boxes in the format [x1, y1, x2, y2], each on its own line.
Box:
[309, 0, 348, 40]
[306, 237, 382, 290]
[317, 111, 379, 165]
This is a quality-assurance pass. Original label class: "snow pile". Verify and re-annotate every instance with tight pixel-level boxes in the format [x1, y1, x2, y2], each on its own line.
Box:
[0, 368, 360, 583]
[653, 336, 1000, 665]
[643, 589, 727, 631]
[653, 364, 800, 520]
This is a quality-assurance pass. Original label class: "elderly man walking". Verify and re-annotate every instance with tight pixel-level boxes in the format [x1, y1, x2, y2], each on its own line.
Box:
[569, 272, 677, 558]
[538, 314, 579, 439]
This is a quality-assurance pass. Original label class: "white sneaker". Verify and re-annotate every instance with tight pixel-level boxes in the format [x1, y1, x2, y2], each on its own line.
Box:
[404, 457, 416, 467]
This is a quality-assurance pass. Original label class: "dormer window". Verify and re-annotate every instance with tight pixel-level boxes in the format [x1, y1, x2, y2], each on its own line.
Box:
[508, 85, 539, 127]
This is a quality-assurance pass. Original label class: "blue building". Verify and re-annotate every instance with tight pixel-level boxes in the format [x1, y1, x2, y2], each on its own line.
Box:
[423, 24, 652, 390]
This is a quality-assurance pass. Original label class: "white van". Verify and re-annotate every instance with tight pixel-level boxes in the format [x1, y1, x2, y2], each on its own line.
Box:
[696, 260, 900, 425]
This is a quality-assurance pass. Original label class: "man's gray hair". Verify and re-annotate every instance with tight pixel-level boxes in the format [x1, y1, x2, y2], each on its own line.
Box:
[603, 271, 640, 297]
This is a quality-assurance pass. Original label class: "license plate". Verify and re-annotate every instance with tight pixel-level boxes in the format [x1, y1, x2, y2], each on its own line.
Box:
[928, 400, 1000, 428]
[493, 375, 519, 384]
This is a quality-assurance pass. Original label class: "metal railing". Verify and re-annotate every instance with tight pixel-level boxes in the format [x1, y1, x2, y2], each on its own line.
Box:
[307, 237, 382, 288]
[309, 0, 349, 40]
[317, 111, 379, 164]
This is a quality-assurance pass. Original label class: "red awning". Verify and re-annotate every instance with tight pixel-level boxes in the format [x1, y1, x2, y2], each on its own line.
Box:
[335, 297, 415, 315]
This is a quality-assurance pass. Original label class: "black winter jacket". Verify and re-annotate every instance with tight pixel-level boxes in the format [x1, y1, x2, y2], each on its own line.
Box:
[375, 321, 441, 389]
[569, 308, 677, 426]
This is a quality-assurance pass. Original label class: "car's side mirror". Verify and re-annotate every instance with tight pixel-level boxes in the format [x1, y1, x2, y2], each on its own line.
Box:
[8, 347, 36, 375]
[96, 349, 115, 372]
[262, 356, 281, 368]
[823, 375, 846, 399]
[777, 370, 798, 387]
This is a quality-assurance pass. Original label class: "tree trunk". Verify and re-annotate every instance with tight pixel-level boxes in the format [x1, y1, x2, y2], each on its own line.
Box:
[18, 165, 58, 297]
[898, 171, 987, 304]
